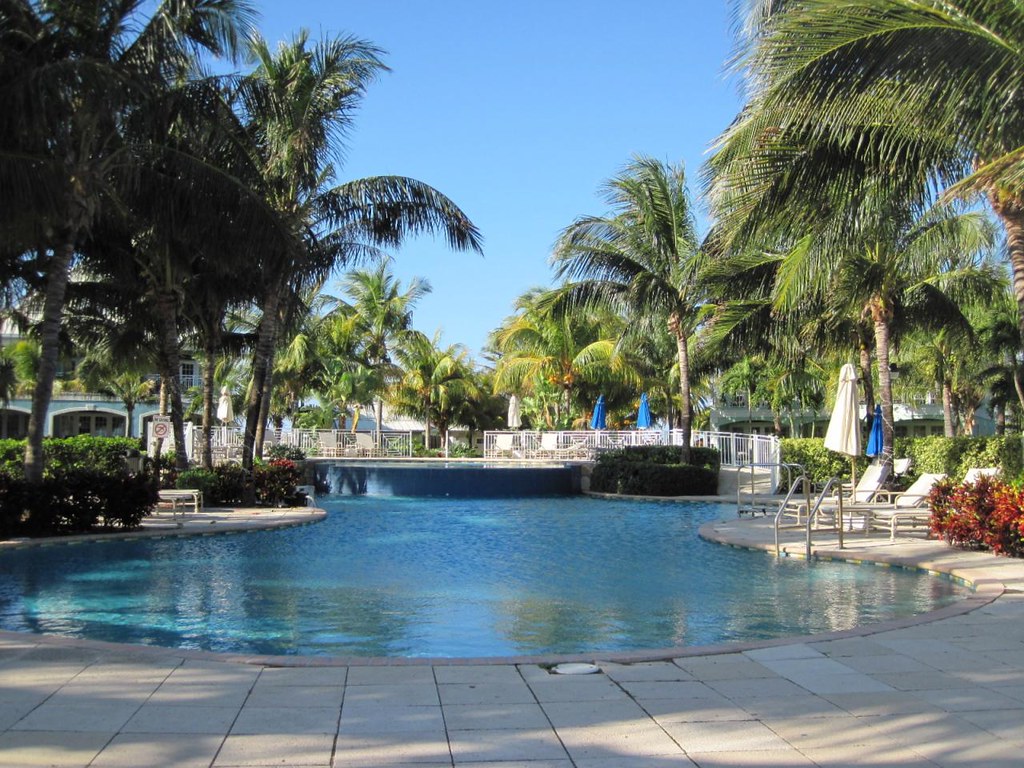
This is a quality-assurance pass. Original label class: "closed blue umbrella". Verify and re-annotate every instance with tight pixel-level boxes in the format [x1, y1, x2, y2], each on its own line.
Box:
[636, 392, 651, 429]
[590, 394, 606, 430]
[866, 404, 883, 457]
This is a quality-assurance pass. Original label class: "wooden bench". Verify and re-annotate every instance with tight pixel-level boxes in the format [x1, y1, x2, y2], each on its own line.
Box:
[157, 489, 203, 518]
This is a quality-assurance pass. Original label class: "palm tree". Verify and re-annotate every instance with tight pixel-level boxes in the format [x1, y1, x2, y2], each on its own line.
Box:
[490, 288, 626, 429]
[236, 31, 481, 500]
[392, 331, 478, 452]
[0, 0, 255, 482]
[552, 156, 707, 461]
[711, 0, 1024, 350]
[336, 263, 431, 437]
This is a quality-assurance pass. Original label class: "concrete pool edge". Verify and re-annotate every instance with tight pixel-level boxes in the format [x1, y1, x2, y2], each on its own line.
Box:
[1, 505, 1018, 667]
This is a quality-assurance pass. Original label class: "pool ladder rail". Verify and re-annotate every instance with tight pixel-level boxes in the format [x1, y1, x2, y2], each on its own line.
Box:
[772, 474, 847, 559]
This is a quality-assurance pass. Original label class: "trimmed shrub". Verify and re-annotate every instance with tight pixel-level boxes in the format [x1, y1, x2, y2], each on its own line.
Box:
[0, 436, 144, 477]
[176, 468, 218, 498]
[590, 446, 719, 496]
[2, 469, 157, 536]
[781, 435, 1024, 488]
[266, 443, 306, 462]
[255, 459, 302, 505]
[210, 463, 247, 505]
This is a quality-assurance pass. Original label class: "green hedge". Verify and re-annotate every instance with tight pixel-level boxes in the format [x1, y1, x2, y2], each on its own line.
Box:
[0, 436, 144, 477]
[590, 446, 720, 496]
[780, 435, 1024, 486]
[0, 470, 157, 537]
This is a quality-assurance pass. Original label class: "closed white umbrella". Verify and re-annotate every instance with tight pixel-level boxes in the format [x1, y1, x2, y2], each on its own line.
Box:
[824, 363, 861, 538]
[507, 394, 521, 429]
[824, 364, 860, 457]
[216, 386, 234, 424]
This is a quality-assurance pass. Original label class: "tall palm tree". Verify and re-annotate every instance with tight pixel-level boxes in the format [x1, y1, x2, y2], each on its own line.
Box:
[236, 31, 481, 499]
[336, 262, 431, 436]
[490, 288, 626, 429]
[0, 0, 256, 482]
[552, 156, 707, 461]
[391, 331, 478, 451]
[712, 0, 1024, 350]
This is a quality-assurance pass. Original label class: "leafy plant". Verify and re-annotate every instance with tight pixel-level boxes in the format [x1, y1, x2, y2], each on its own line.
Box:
[254, 459, 302, 506]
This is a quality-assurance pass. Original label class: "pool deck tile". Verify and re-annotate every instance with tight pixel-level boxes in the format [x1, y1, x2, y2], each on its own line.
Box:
[1, 505, 1023, 766]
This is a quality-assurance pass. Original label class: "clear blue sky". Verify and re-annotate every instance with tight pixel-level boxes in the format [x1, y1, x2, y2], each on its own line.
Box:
[255, 1, 742, 358]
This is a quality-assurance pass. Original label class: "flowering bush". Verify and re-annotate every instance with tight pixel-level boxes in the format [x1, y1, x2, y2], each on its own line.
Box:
[930, 476, 1024, 557]
[254, 459, 302, 506]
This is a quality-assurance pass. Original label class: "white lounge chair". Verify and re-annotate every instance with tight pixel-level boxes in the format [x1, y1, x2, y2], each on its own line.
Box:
[864, 472, 947, 540]
[963, 467, 1000, 484]
[351, 432, 376, 457]
[492, 433, 519, 458]
[317, 430, 341, 457]
[840, 463, 890, 504]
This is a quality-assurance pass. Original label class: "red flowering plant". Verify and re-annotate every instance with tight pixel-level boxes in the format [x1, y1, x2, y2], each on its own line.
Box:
[930, 475, 1024, 556]
[254, 459, 302, 506]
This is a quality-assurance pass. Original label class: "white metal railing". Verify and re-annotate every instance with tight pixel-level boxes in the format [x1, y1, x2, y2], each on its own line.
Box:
[190, 427, 414, 460]
[482, 429, 781, 467]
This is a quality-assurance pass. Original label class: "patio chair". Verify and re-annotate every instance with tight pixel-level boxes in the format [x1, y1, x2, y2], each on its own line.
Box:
[492, 433, 520, 458]
[351, 432, 376, 457]
[962, 467, 1000, 484]
[317, 430, 341, 457]
[839, 463, 890, 504]
[863, 472, 947, 540]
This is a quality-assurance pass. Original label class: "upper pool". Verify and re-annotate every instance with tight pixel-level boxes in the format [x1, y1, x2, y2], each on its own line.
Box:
[0, 496, 969, 658]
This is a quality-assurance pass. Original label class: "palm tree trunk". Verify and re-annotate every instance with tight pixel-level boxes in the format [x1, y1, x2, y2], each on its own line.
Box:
[872, 311, 895, 474]
[155, 290, 189, 471]
[201, 335, 216, 469]
[942, 381, 955, 437]
[673, 319, 692, 464]
[990, 194, 1024, 346]
[242, 286, 282, 503]
[24, 240, 75, 483]
[858, 344, 875, 416]
[255, 358, 274, 459]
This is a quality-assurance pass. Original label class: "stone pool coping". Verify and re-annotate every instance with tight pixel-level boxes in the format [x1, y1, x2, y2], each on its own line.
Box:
[1, 499, 1021, 666]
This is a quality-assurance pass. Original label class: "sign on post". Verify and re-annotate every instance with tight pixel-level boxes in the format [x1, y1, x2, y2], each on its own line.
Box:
[152, 416, 171, 440]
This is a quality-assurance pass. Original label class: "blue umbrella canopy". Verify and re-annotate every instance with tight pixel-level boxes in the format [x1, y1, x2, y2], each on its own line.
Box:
[636, 392, 652, 429]
[590, 394, 607, 430]
[866, 404, 883, 457]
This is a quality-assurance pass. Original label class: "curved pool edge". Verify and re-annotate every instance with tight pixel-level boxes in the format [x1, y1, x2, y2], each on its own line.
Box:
[0, 510, 1016, 667]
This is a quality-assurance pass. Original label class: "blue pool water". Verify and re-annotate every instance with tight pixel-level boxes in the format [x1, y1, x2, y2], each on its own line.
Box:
[0, 496, 969, 658]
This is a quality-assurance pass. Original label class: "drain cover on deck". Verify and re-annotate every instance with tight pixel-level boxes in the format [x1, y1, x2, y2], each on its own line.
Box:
[550, 662, 601, 675]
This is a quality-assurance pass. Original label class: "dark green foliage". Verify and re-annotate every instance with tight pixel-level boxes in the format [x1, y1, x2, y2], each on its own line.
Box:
[0, 436, 144, 477]
[254, 459, 302, 505]
[780, 435, 1023, 487]
[0, 470, 157, 536]
[590, 446, 720, 496]
[210, 463, 247, 505]
[176, 468, 218, 497]
[266, 443, 306, 462]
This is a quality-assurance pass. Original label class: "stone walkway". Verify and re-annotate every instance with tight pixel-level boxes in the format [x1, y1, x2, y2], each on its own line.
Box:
[0, 508, 1022, 766]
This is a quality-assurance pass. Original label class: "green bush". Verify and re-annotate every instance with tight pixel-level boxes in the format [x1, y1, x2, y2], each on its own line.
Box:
[780, 435, 1024, 487]
[255, 459, 302, 505]
[176, 468, 218, 498]
[210, 463, 247, 505]
[0, 436, 144, 477]
[266, 443, 306, 462]
[590, 446, 719, 496]
[0, 469, 157, 536]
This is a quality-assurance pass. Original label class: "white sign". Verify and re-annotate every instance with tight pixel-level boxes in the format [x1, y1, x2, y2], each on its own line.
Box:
[152, 417, 171, 439]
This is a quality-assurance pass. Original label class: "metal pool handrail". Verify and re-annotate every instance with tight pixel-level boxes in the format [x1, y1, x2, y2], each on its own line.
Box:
[736, 461, 802, 514]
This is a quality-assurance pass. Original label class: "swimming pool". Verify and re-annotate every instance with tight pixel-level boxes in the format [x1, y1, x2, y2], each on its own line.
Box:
[0, 496, 969, 658]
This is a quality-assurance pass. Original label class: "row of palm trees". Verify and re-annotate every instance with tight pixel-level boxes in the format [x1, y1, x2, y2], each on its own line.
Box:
[4, 1, 1022, 485]
[0, 2, 480, 499]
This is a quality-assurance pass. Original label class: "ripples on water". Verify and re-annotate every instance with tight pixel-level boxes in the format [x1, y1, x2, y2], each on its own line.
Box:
[0, 496, 969, 657]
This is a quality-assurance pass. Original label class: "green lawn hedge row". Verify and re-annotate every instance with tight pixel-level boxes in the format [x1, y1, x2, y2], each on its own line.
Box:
[590, 445, 719, 496]
[0, 436, 154, 537]
[779, 435, 1023, 488]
